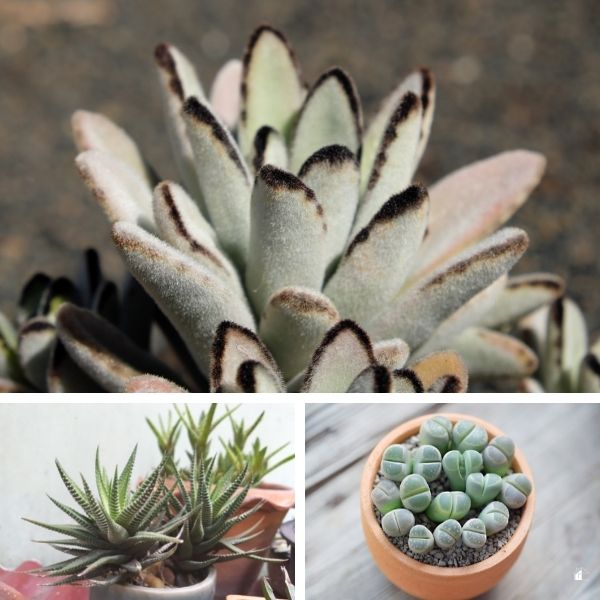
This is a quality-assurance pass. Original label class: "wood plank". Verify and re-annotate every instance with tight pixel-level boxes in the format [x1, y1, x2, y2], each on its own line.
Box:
[306, 404, 600, 599]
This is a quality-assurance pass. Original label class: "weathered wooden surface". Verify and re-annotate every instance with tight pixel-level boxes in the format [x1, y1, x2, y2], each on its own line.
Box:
[306, 403, 600, 599]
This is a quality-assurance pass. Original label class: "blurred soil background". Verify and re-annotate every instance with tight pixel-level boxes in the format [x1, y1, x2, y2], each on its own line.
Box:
[1, 0, 598, 332]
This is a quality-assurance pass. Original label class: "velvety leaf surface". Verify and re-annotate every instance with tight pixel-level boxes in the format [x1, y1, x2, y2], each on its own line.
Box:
[372, 228, 529, 348]
[235, 360, 284, 392]
[209, 59, 243, 130]
[183, 97, 252, 268]
[18, 317, 56, 392]
[348, 365, 392, 393]
[112, 222, 255, 377]
[252, 126, 289, 172]
[392, 369, 424, 393]
[289, 68, 362, 173]
[325, 184, 428, 326]
[259, 286, 340, 381]
[239, 26, 305, 157]
[408, 351, 468, 392]
[246, 166, 327, 314]
[374, 339, 410, 371]
[122, 374, 188, 393]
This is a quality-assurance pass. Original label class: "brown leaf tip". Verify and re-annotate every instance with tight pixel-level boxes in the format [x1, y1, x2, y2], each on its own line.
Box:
[252, 126, 276, 172]
[258, 165, 318, 205]
[269, 288, 338, 320]
[393, 368, 425, 392]
[298, 144, 357, 178]
[314, 319, 375, 365]
[419, 68, 434, 112]
[154, 43, 184, 101]
[372, 365, 392, 392]
[506, 276, 564, 293]
[346, 184, 428, 256]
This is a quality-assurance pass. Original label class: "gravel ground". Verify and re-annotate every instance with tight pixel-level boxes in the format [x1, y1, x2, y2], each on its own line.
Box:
[1, 0, 598, 333]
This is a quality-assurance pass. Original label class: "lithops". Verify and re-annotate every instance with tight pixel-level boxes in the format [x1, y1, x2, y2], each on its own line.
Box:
[411, 444, 442, 482]
[408, 524, 434, 555]
[442, 449, 483, 491]
[452, 420, 488, 452]
[499, 473, 532, 509]
[381, 508, 415, 537]
[433, 519, 462, 550]
[465, 472, 502, 508]
[381, 444, 412, 482]
[462, 518, 487, 549]
[479, 501, 510, 535]
[371, 478, 402, 514]
[483, 435, 515, 476]
[399, 474, 432, 513]
[426, 491, 471, 523]
[419, 416, 453, 453]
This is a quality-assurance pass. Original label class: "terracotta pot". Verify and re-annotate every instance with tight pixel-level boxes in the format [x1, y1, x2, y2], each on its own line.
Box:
[215, 482, 294, 597]
[89, 567, 216, 600]
[360, 413, 535, 600]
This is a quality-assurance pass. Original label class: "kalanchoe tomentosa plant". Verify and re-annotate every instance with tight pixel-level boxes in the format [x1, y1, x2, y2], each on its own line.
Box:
[1, 25, 572, 393]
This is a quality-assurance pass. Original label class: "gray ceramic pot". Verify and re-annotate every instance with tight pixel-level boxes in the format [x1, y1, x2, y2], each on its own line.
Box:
[89, 567, 216, 600]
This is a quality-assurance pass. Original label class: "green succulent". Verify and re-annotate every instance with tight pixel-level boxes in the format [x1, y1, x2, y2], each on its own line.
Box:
[451, 420, 488, 453]
[25, 447, 190, 586]
[442, 449, 484, 491]
[482, 436, 515, 476]
[418, 416, 453, 453]
[408, 525, 434, 555]
[499, 473, 532, 509]
[425, 491, 471, 523]
[465, 473, 502, 508]
[411, 444, 442, 482]
[462, 518, 487, 549]
[399, 474, 431, 513]
[479, 501, 510, 535]
[381, 508, 415, 538]
[380, 444, 412, 482]
[262, 569, 295, 600]
[432, 519, 462, 550]
[371, 479, 402, 515]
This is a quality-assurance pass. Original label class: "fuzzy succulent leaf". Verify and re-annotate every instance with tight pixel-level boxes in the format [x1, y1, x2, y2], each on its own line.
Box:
[252, 126, 289, 172]
[374, 339, 410, 371]
[209, 59, 243, 129]
[348, 365, 393, 393]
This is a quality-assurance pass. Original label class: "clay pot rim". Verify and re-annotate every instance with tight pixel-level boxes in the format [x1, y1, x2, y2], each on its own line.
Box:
[360, 412, 535, 578]
[243, 482, 295, 512]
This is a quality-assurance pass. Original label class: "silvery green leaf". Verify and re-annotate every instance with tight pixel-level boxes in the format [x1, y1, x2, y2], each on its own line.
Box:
[479, 273, 565, 328]
[246, 166, 327, 314]
[353, 92, 421, 233]
[235, 360, 284, 393]
[259, 286, 339, 381]
[392, 369, 424, 393]
[325, 185, 428, 326]
[121, 375, 188, 393]
[155, 43, 206, 206]
[112, 222, 256, 377]
[452, 327, 538, 379]
[251, 126, 288, 172]
[239, 26, 305, 157]
[374, 339, 410, 371]
[416, 151, 546, 277]
[18, 317, 56, 391]
[302, 320, 375, 393]
[210, 321, 284, 392]
[415, 275, 507, 359]
[152, 181, 244, 296]
[361, 69, 434, 192]
[209, 59, 243, 130]
[72, 110, 152, 185]
[348, 365, 392, 393]
[544, 298, 588, 391]
[408, 351, 468, 392]
[47, 341, 103, 393]
[76, 150, 155, 231]
[298, 145, 360, 269]
[182, 97, 252, 268]
[289, 67, 362, 173]
[372, 228, 529, 348]
[56, 304, 179, 392]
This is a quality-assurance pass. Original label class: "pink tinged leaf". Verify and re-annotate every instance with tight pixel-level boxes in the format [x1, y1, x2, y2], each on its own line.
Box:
[75, 150, 155, 231]
[182, 97, 252, 269]
[301, 320, 375, 393]
[325, 185, 428, 328]
[245, 165, 327, 315]
[252, 126, 289, 172]
[372, 228, 529, 349]
[289, 67, 362, 173]
[479, 273, 565, 329]
[71, 110, 150, 184]
[122, 375, 188, 393]
[415, 275, 507, 359]
[112, 222, 255, 378]
[353, 92, 422, 234]
[451, 327, 538, 379]
[408, 350, 468, 392]
[415, 150, 547, 278]
[0, 581, 26, 600]
[348, 365, 393, 393]
[239, 25, 305, 157]
[210, 321, 284, 392]
[258, 286, 340, 382]
[56, 304, 180, 392]
[18, 317, 56, 392]
[298, 145, 360, 270]
[374, 339, 410, 371]
[209, 59, 243, 130]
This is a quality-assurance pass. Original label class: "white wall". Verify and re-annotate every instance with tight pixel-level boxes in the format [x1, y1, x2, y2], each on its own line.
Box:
[0, 403, 295, 568]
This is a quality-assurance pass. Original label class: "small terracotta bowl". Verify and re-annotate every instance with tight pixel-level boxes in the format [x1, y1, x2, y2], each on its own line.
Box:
[360, 413, 535, 600]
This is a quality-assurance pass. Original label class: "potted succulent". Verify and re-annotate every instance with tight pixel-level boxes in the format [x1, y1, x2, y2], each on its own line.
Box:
[25, 446, 278, 599]
[360, 413, 535, 600]
[226, 568, 295, 600]
[148, 404, 295, 597]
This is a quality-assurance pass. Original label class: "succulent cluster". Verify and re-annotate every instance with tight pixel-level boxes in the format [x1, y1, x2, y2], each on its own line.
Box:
[261, 569, 295, 600]
[1, 24, 576, 392]
[371, 416, 532, 558]
[26, 446, 276, 588]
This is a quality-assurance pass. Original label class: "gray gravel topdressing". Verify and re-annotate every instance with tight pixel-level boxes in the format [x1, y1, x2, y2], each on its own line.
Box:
[373, 436, 523, 568]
